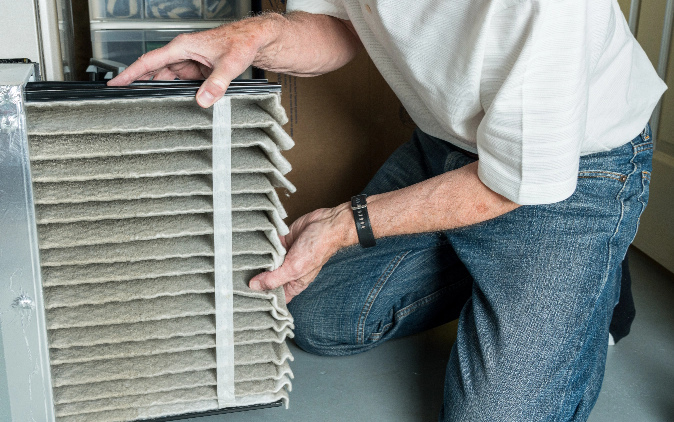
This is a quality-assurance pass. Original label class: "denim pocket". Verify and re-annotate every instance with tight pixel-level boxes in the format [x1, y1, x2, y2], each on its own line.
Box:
[574, 169, 629, 203]
[577, 170, 628, 183]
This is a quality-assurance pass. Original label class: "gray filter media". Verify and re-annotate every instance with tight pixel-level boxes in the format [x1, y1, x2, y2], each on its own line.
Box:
[25, 94, 295, 420]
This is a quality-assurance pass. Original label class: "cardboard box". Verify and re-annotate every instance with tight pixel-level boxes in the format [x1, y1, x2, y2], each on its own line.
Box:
[262, 0, 416, 222]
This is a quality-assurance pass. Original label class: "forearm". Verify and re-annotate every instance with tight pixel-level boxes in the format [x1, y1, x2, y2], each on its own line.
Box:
[249, 161, 520, 300]
[331, 162, 521, 249]
[253, 12, 362, 76]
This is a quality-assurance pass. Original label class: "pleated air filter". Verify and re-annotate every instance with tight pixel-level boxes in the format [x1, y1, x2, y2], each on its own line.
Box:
[0, 65, 295, 422]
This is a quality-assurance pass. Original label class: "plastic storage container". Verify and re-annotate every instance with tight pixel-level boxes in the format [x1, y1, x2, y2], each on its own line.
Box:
[91, 29, 194, 65]
[89, 0, 250, 20]
[89, 0, 143, 19]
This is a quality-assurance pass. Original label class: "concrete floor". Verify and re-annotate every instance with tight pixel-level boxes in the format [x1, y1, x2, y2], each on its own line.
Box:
[196, 247, 674, 422]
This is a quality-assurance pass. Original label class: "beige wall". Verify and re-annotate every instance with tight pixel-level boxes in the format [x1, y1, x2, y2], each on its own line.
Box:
[620, 0, 674, 156]
[618, 0, 674, 273]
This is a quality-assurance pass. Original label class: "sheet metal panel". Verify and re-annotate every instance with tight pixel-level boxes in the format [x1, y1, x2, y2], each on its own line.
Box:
[0, 63, 56, 422]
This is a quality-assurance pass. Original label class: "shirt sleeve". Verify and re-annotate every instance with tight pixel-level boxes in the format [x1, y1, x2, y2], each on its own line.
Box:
[476, 0, 591, 205]
[286, 0, 350, 20]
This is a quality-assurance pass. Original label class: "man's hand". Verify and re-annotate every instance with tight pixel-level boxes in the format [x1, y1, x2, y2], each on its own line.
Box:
[248, 162, 519, 303]
[108, 18, 276, 108]
[108, 12, 362, 108]
[249, 204, 357, 303]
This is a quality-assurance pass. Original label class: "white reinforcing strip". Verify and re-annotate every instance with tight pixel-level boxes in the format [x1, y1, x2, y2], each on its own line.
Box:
[213, 98, 236, 406]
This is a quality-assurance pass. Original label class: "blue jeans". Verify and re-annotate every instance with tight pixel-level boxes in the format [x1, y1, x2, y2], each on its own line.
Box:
[288, 127, 653, 421]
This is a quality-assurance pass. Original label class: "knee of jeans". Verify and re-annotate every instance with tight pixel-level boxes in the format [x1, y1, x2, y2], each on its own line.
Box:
[289, 302, 374, 357]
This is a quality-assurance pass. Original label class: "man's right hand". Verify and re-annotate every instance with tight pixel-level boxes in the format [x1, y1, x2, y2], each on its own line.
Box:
[108, 12, 362, 108]
[108, 18, 272, 108]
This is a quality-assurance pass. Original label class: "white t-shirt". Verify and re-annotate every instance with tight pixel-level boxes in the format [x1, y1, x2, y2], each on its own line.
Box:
[287, 0, 667, 205]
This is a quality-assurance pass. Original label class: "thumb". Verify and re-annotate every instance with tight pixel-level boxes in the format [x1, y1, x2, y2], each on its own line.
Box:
[196, 69, 232, 108]
[249, 263, 298, 291]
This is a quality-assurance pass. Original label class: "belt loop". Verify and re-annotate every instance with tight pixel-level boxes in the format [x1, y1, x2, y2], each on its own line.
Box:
[641, 124, 651, 142]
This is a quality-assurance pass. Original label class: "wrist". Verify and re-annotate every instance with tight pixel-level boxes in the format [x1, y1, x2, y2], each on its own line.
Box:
[250, 13, 287, 65]
[329, 202, 359, 251]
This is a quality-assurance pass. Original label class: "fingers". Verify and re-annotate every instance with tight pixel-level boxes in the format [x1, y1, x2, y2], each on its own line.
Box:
[248, 208, 340, 295]
[248, 261, 299, 291]
[106, 25, 256, 108]
[153, 68, 177, 81]
[108, 34, 192, 86]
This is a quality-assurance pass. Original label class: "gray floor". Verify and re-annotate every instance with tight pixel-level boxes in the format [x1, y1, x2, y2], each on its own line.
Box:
[195, 248, 674, 422]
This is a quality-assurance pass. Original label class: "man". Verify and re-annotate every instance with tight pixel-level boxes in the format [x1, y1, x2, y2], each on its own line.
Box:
[110, 1, 665, 420]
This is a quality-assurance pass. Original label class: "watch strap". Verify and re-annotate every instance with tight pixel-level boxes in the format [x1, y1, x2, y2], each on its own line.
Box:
[351, 194, 376, 248]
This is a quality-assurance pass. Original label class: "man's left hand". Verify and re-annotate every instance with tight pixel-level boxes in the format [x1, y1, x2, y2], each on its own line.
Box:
[248, 204, 356, 303]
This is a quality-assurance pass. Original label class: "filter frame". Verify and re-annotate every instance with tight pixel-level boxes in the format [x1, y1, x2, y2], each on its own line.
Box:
[0, 64, 291, 421]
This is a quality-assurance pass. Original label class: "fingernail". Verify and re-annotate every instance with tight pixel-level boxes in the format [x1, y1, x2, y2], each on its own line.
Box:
[197, 89, 215, 108]
[249, 279, 261, 290]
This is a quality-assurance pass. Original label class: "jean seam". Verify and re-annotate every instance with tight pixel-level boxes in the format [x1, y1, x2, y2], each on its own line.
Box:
[555, 139, 640, 418]
[642, 170, 651, 181]
[367, 277, 471, 342]
[356, 251, 411, 344]
[637, 170, 650, 228]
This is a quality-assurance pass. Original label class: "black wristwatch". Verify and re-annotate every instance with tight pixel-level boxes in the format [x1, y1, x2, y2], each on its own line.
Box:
[351, 194, 376, 248]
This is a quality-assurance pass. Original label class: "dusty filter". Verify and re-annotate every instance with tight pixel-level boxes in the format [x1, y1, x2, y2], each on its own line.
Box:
[0, 65, 295, 421]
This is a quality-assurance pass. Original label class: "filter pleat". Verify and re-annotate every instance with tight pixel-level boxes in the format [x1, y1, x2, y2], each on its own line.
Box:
[31, 151, 213, 182]
[233, 194, 289, 235]
[231, 95, 290, 131]
[236, 360, 293, 383]
[50, 335, 292, 367]
[49, 317, 294, 349]
[51, 348, 292, 388]
[233, 296, 293, 321]
[232, 254, 275, 271]
[235, 374, 293, 397]
[39, 212, 283, 250]
[36, 193, 287, 234]
[233, 312, 294, 333]
[28, 130, 212, 160]
[233, 271, 288, 314]
[40, 236, 215, 267]
[235, 342, 293, 366]
[36, 196, 213, 224]
[42, 257, 214, 287]
[54, 370, 293, 409]
[55, 386, 218, 417]
[50, 335, 216, 365]
[40, 232, 276, 267]
[231, 173, 288, 219]
[53, 370, 218, 405]
[234, 389, 289, 409]
[235, 327, 294, 346]
[48, 316, 216, 349]
[33, 175, 212, 205]
[232, 129, 292, 174]
[44, 274, 214, 309]
[51, 349, 217, 387]
[30, 128, 291, 163]
[233, 231, 279, 256]
[46, 294, 215, 329]
[38, 214, 214, 249]
[231, 148, 296, 192]
[27, 97, 213, 135]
